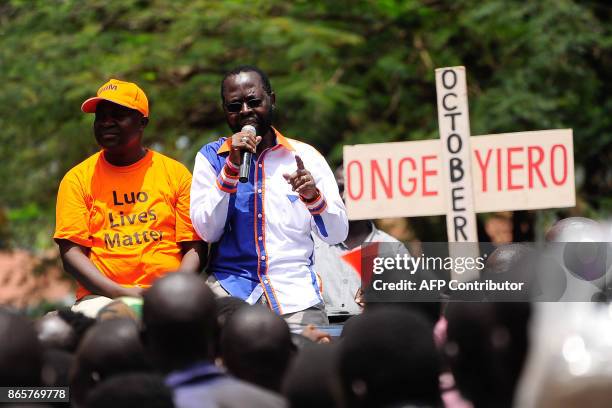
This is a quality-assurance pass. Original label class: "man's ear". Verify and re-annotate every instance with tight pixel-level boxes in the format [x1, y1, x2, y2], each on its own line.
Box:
[269, 92, 276, 109]
[140, 117, 149, 129]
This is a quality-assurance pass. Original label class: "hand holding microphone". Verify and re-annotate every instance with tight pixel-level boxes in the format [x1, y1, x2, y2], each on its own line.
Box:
[229, 125, 261, 183]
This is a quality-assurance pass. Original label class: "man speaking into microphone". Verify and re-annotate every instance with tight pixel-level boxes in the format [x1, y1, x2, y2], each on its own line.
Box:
[190, 65, 348, 326]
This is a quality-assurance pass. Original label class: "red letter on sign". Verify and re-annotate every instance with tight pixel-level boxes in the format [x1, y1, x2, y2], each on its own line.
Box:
[550, 144, 568, 186]
[398, 157, 417, 196]
[527, 146, 547, 188]
[507, 147, 524, 190]
[474, 149, 492, 192]
[346, 160, 364, 200]
[422, 155, 438, 196]
[496, 148, 503, 191]
[371, 159, 393, 199]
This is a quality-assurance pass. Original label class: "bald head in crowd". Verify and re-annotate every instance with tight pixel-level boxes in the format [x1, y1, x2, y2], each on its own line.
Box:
[142, 272, 217, 373]
[35, 313, 76, 351]
[545, 217, 603, 242]
[0, 309, 42, 386]
[545, 217, 609, 299]
[283, 343, 344, 408]
[481, 243, 535, 301]
[71, 318, 149, 406]
[221, 305, 293, 392]
[445, 302, 531, 408]
[339, 307, 441, 408]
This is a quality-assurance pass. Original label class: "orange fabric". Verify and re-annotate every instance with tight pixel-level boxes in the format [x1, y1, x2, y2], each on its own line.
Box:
[81, 78, 149, 117]
[54, 150, 199, 299]
[216, 127, 295, 154]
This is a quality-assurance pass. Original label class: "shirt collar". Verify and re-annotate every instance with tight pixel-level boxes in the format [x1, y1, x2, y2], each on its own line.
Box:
[216, 127, 295, 154]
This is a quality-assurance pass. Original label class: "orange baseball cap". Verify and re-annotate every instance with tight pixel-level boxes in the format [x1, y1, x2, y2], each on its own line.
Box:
[81, 78, 149, 117]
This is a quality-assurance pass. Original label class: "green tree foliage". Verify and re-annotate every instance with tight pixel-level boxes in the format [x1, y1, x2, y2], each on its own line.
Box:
[0, 0, 610, 248]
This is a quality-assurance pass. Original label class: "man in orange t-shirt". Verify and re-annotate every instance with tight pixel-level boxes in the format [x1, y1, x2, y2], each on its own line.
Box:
[54, 79, 205, 317]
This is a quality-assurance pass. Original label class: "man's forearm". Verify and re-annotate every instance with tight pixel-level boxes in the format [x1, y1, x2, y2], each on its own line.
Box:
[58, 240, 128, 298]
[178, 241, 206, 273]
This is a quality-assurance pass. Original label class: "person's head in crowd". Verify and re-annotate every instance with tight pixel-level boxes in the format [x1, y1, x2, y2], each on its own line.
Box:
[142, 272, 216, 373]
[221, 305, 293, 392]
[445, 302, 531, 408]
[36, 312, 77, 352]
[339, 308, 441, 408]
[0, 309, 42, 386]
[481, 243, 535, 301]
[545, 216, 602, 242]
[483, 243, 532, 272]
[86, 372, 174, 408]
[215, 296, 248, 334]
[214, 296, 249, 360]
[283, 343, 344, 408]
[70, 318, 150, 407]
[41, 349, 74, 387]
[339, 314, 359, 339]
[56, 308, 96, 352]
[545, 217, 609, 300]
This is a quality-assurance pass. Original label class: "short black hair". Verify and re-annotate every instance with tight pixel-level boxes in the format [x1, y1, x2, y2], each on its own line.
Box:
[56, 308, 96, 351]
[220, 65, 273, 101]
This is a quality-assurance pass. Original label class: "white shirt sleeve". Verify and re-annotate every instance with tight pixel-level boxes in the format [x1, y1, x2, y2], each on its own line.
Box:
[299, 148, 348, 245]
[190, 152, 236, 243]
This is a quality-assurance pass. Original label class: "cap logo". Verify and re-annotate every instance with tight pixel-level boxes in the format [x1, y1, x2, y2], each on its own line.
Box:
[99, 84, 118, 93]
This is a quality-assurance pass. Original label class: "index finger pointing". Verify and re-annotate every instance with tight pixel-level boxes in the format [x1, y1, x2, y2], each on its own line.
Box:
[295, 155, 305, 170]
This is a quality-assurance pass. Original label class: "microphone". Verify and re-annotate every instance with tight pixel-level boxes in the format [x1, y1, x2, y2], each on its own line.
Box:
[239, 125, 256, 183]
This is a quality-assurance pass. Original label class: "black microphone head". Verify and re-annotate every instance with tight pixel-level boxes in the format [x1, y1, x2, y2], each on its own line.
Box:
[241, 125, 256, 136]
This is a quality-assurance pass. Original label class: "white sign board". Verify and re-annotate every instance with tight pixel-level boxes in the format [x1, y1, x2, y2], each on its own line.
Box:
[343, 129, 575, 219]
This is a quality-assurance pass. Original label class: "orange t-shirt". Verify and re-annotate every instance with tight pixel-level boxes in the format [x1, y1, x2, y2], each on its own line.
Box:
[54, 150, 200, 299]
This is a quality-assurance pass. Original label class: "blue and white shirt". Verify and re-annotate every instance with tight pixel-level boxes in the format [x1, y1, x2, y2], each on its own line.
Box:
[190, 128, 348, 315]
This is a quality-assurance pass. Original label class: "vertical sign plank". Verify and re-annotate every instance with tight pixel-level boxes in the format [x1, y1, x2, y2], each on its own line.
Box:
[435, 66, 478, 242]
[435, 66, 479, 281]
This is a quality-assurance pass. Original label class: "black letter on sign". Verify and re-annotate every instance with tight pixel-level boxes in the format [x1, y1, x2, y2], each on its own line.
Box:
[444, 112, 461, 131]
[454, 216, 468, 241]
[442, 70, 457, 90]
[447, 133, 463, 154]
[450, 158, 464, 183]
[442, 93, 457, 111]
[451, 187, 465, 211]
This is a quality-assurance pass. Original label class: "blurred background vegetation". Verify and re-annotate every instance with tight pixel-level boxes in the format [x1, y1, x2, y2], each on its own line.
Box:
[0, 0, 610, 250]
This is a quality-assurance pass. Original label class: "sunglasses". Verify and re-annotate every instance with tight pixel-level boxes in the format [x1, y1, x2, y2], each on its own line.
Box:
[225, 98, 263, 113]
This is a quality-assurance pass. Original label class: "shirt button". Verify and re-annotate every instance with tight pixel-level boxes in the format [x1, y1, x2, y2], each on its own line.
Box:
[342, 279, 348, 284]
[258, 236, 263, 241]
[264, 279, 269, 284]
[258, 164, 263, 168]
[257, 213, 262, 218]
[261, 256, 266, 260]
[257, 189, 262, 193]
